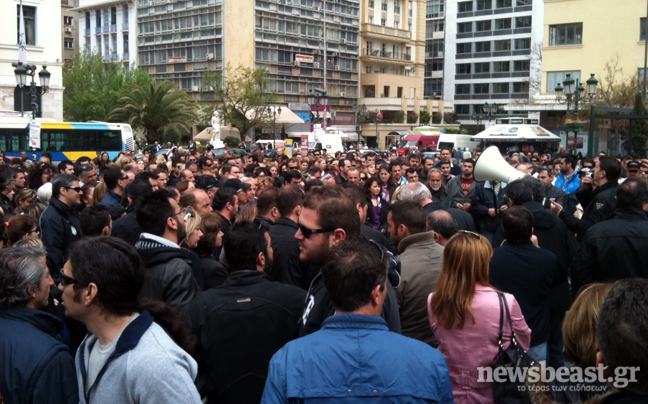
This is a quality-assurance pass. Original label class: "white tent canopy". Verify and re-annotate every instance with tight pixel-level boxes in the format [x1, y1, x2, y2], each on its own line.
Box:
[471, 118, 560, 143]
[245, 106, 305, 124]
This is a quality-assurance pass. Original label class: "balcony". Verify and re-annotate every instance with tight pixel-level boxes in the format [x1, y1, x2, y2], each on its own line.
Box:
[85, 28, 91, 35]
[123, 52, 130, 60]
[110, 24, 117, 32]
[361, 48, 415, 65]
[122, 23, 129, 30]
[103, 26, 110, 33]
[360, 23, 412, 43]
[95, 27, 102, 34]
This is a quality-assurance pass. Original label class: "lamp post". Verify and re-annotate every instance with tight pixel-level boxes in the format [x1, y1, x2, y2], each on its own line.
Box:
[12, 62, 50, 119]
[267, 106, 282, 150]
[374, 111, 382, 148]
[482, 102, 497, 122]
[307, 89, 329, 125]
[555, 73, 598, 152]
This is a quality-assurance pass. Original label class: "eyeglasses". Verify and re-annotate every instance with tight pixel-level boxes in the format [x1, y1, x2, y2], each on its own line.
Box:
[59, 269, 85, 287]
[64, 186, 82, 193]
[458, 230, 482, 240]
[297, 222, 336, 239]
[27, 228, 39, 235]
[121, 176, 129, 180]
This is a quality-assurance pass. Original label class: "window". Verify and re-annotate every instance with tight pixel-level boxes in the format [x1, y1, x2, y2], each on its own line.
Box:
[111, 7, 117, 24]
[495, 18, 511, 30]
[427, 39, 444, 57]
[494, 40, 510, 51]
[17, 5, 36, 45]
[457, 43, 471, 54]
[366, 65, 372, 73]
[458, 2, 472, 12]
[474, 83, 489, 94]
[493, 82, 509, 93]
[369, 0, 374, 8]
[457, 22, 472, 33]
[513, 82, 529, 94]
[546, 71, 580, 93]
[426, 0, 444, 18]
[381, 0, 388, 11]
[514, 38, 531, 49]
[516, 0, 531, 5]
[408, 1, 412, 17]
[381, 18, 386, 26]
[64, 39, 73, 49]
[497, 0, 512, 7]
[476, 0, 492, 10]
[549, 23, 583, 46]
[474, 62, 490, 73]
[456, 64, 471, 74]
[455, 105, 470, 115]
[493, 61, 510, 72]
[426, 20, 444, 37]
[123, 5, 129, 23]
[123, 34, 129, 53]
[475, 20, 491, 31]
[432, 59, 443, 71]
[96, 10, 101, 27]
[641, 18, 647, 41]
[394, 0, 401, 14]
[85, 12, 90, 29]
[514, 60, 530, 71]
[475, 41, 491, 52]
[64, 16, 73, 25]
[456, 84, 470, 94]
[516, 16, 531, 28]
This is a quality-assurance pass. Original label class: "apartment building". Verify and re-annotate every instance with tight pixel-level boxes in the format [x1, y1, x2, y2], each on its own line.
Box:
[76, 0, 137, 67]
[444, 0, 543, 124]
[424, 0, 444, 98]
[62, 0, 79, 64]
[0, 0, 64, 120]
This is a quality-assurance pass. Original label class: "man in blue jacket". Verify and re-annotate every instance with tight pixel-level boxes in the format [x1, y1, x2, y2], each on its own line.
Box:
[0, 247, 78, 404]
[261, 238, 454, 404]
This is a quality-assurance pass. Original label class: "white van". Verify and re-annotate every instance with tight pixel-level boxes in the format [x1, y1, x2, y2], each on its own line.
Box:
[438, 133, 479, 152]
[309, 125, 344, 154]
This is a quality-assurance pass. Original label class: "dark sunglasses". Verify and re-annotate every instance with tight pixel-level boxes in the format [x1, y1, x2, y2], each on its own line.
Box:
[81, 164, 94, 171]
[59, 269, 84, 287]
[458, 230, 482, 240]
[297, 222, 335, 239]
[64, 186, 82, 192]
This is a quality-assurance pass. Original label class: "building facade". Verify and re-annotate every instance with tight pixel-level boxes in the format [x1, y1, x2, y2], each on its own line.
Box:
[76, 0, 137, 68]
[62, 0, 79, 64]
[444, 0, 543, 124]
[0, 0, 64, 120]
[424, 0, 444, 98]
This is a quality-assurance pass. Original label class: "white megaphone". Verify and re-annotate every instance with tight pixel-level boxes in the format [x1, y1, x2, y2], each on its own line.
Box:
[474, 146, 526, 183]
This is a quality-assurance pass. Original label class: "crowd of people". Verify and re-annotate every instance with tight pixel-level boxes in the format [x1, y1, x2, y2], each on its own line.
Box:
[1, 141, 647, 404]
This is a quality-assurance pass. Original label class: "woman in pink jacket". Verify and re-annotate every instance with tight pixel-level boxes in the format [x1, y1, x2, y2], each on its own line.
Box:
[428, 230, 531, 404]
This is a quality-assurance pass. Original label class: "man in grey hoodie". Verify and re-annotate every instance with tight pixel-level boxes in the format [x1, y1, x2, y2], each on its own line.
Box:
[59, 237, 201, 404]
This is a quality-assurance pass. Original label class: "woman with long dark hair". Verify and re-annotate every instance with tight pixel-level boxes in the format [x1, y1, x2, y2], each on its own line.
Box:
[377, 163, 393, 202]
[364, 177, 388, 230]
[428, 231, 531, 404]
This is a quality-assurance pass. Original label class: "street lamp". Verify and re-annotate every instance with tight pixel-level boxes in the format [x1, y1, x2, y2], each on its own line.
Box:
[308, 88, 329, 125]
[267, 106, 282, 150]
[554, 73, 598, 121]
[374, 111, 383, 148]
[482, 102, 497, 122]
[12, 62, 50, 119]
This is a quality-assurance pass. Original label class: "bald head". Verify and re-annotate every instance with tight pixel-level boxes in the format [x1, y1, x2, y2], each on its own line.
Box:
[426, 210, 457, 246]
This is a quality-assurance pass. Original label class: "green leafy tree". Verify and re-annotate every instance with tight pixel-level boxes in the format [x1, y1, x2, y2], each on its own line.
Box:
[63, 50, 149, 121]
[223, 136, 240, 147]
[107, 79, 196, 143]
[203, 64, 277, 136]
[629, 92, 648, 158]
[419, 108, 431, 125]
[407, 111, 419, 124]
[432, 112, 442, 124]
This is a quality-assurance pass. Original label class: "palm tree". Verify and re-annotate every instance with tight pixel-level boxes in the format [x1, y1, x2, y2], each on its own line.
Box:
[107, 79, 196, 143]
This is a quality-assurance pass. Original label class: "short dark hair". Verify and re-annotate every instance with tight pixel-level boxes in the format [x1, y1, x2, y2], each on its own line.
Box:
[617, 178, 648, 210]
[304, 179, 323, 192]
[562, 154, 578, 171]
[0, 166, 15, 192]
[277, 185, 304, 217]
[405, 167, 418, 176]
[303, 185, 361, 239]
[599, 155, 621, 182]
[224, 221, 269, 272]
[57, 160, 74, 173]
[256, 187, 278, 216]
[284, 170, 302, 184]
[439, 160, 451, 168]
[69, 237, 145, 316]
[340, 183, 368, 208]
[427, 210, 458, 240]
[521, 176, 545, 203]
[388, 200, 426, 234]
[103, 166, 123, 190]
[506, 179, 534, 206]
[389, 161, 402, 171]
[212, 187, 237, 211]
[597, 279, 648, 394]
[80, 205, 111, 237]
[125, 179, 154, 207]
[51, 174, 79, 199]
[136, 189, 175, 236]
[323, 238, 388, 312]
[462, 158, 475, 166]
[502, 206, 534, 244]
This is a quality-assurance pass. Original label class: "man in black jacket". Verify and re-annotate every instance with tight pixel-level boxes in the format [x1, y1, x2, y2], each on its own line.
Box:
[182, 222, 306, 404]
[0, 247, 78, 404]
[572, 179, 648, 293]
[40, 174, 83, 281]
[135, 189, 199, 310]
[490, 206, 566, 364]
[296, 186, 400, 336]
[552, 156, 621, 241]
[111, 180, 154, 245]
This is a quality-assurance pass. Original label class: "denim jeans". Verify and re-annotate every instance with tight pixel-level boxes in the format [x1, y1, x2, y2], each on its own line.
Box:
[527, 342, 548, 364]
[548, 310, 566, 368]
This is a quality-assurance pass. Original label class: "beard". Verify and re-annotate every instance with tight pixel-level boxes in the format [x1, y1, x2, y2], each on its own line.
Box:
[263, 253, 274, 274]
[430, 184, 441, 191]
[177, 221, 187, 243]
[299, 236, 330, 265]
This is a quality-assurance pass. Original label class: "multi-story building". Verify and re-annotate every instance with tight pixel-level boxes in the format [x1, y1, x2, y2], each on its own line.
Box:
[62, 0, 79, 64]
[358, 0, 451, 147]
[444, 0, 543, 125]
[0, 0, 64, 120]
[76, 0, 136, 68]
[424, 0, 444, 98]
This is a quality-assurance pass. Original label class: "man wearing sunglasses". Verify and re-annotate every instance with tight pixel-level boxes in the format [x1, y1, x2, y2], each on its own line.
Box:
[296, 186, 401, 337]
[135, 189, 199, 310]
[0, 247, 79, 404]
[40, 174, 84, 283]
